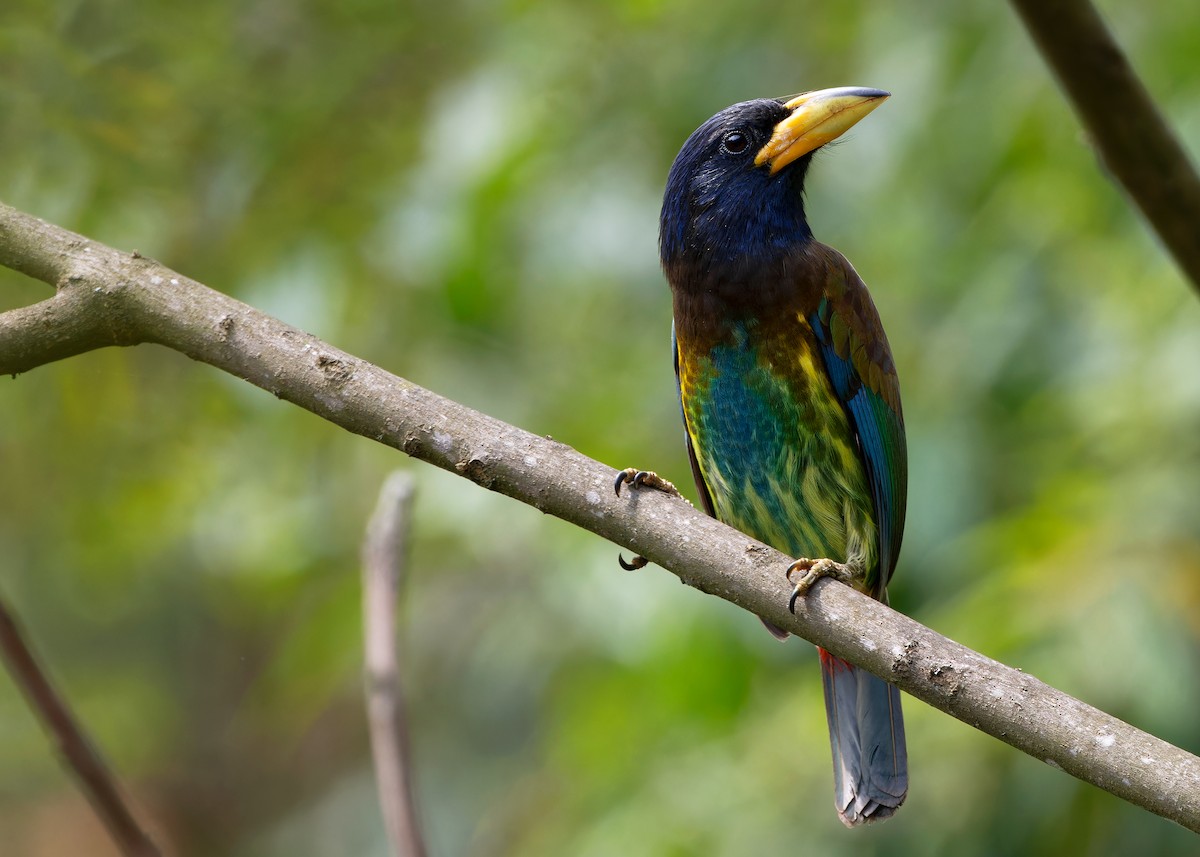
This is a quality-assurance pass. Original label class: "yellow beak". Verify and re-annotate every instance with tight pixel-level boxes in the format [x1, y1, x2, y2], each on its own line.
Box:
[754, 86, 890, 175]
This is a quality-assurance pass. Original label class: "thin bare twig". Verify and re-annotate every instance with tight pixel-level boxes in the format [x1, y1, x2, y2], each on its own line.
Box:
[2, 202, 1200, 830]
[1009, 0, 1200, 292]
[0, 593, 163, 857]
[362, 472, 427, 857]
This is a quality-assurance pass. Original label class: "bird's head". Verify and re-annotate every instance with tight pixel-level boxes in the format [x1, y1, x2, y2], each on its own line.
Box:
[660, 87, 889, 276]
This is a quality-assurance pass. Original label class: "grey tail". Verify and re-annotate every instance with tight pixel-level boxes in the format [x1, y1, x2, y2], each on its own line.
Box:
[819, 647, 908, 826]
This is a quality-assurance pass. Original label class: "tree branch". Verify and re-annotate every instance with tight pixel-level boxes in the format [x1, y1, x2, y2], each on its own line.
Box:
[362, 472, 428, 857]
[2, 200, 1199, 831]
[1009, 0, 1200, 293]
[0, 592, 163, 857]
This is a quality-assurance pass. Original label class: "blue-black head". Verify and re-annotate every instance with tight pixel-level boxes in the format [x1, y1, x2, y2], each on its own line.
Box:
[660, 87, 889, 279]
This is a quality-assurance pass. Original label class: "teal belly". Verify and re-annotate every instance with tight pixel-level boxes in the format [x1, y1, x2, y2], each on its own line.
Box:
[683, 329, 878, 581]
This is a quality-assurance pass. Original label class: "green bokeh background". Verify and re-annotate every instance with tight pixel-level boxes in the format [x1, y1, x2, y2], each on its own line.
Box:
[3, 1, 1200, 854]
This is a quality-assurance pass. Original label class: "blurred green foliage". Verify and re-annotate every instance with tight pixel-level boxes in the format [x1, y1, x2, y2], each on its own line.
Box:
[2, 0, 1200, 854]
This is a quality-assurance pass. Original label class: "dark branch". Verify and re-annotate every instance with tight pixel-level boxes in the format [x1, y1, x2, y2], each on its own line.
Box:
[2, 200, 1200, 831]
[1009, 0, 1200, 292]
[0, 592, 163, 857]
[362, 472, 428, 857]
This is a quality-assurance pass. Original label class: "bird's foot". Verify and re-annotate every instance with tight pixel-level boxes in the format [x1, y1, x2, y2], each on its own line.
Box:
[612, 468, 682, 498]
[612, 468, 683, 570]
[786, 557, 852, 613]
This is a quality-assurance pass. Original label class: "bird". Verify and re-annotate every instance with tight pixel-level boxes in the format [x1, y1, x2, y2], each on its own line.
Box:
[618, 87, 907, 826]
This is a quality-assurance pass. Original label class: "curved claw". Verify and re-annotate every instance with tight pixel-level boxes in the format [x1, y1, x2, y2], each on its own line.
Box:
[614, 467, 638, 496]
[618, 553, 649, 570]
[784, 560, 805, 586]
[613, 467, 682, 498]
[785, 557, 851, 613]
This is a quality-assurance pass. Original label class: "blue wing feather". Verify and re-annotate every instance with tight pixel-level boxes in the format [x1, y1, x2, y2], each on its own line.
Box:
[810, 298, 906, 591]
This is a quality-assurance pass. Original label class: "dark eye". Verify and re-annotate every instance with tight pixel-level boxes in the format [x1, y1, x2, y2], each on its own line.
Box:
[721, 131, 750, 155]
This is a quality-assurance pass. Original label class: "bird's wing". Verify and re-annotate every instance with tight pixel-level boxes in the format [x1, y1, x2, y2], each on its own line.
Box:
[673, 322, 717, 518]
[808, 248, 907, 592]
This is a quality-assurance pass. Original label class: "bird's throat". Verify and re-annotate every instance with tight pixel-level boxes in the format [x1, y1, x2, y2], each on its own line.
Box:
[666, 239, 820, 333]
